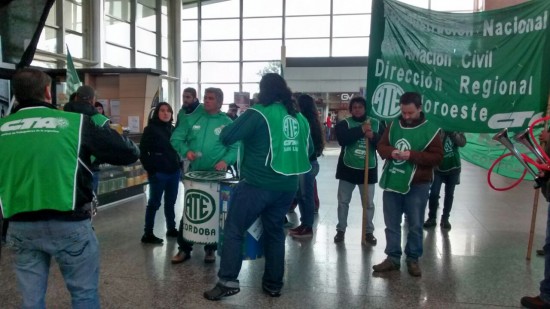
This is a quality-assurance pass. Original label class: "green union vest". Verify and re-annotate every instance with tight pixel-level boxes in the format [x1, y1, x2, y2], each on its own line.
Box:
[0, 107, 83, 218]
[342, 117, 380, 170]
[379, 120, 440, 194]
[251, 104, 311, 176]
[438, 134, 461, 172]
[91, 113, 109, 127]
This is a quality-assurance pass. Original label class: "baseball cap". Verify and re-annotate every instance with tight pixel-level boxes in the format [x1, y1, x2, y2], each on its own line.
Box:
[76, 85, 96, 101]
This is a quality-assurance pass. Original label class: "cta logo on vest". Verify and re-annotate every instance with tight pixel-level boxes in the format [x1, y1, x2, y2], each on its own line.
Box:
[0, 117, 69, 132]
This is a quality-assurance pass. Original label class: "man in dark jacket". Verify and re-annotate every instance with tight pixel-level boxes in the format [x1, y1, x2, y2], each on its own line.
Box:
[334, 97, 384, 245]
[0, 68, 140, 308]
[64, 85, 111, 194]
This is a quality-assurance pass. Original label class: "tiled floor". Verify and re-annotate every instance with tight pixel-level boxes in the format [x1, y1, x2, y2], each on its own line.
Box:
[0, 141, 547, 308]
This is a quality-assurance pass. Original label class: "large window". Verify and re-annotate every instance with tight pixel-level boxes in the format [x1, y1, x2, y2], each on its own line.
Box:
[182, 0, 479, 96]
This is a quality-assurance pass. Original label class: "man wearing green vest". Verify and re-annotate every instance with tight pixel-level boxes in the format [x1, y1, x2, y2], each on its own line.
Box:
[170, 87, 238, 263]
[333, 96, 384, 245]
[423, 131, 466, 230]
[64, 85, 111, 194]
[204, 73, 311, 301]
[373, 92, 443, 277]
[0, 68, 140, 308]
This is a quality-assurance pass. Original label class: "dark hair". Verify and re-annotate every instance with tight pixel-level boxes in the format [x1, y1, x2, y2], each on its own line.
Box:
[151, 102, 173, 123]
[76, 85, 96, 102]
[12, 68, 51, 102]
[69, 92, 77, 102]
[183, 87, 197, 98]
[258, 73, 297, 116]
[399, 92, 422, 108]
[348, 96, 367, 113]
[94, 101, 105, 115]
[204, 87, 224, 106]
[298, 94, 324, 156]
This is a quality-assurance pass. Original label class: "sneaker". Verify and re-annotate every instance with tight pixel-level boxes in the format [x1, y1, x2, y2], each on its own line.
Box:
[520, 295, 550, 308]
[203, 283, 240, 301]
[262, 285, 281, 297]
[204, 249, 216, 263]
[334, 231, 345, 243]
[171, 250, 191, 264]
[372, 258, 400, 272]
[166, 229, 178, 237]
[406, 261, 422, 277]
[292, 226, 313, 239]
[440, 220, 451, 230]
[364, 233, 377, 245]
[141, 233, 163, 244]
[288, 224, 305, 235]
[423, 218, 437, 228]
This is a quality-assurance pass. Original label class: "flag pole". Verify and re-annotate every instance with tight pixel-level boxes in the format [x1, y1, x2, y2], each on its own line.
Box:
[361, 119, 371, 246]
[526, 96, 550, 260]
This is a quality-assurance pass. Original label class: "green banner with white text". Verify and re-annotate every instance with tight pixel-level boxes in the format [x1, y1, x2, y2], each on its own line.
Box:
[366, 0, 550, 133]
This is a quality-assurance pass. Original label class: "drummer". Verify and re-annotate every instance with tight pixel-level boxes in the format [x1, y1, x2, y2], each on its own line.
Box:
[170, 87, 238, 264]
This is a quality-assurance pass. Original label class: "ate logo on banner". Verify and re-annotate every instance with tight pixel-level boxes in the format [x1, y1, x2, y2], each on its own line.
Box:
[185, 189, 216, 224]
[372, 82, 404, 119]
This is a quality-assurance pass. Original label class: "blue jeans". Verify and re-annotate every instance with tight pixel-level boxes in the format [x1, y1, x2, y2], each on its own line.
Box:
[541, 202, 550, 302]
[296, 160, 319, 228]
[336, 180, 376, 233]
[382, 183, 431, 264]
[7, 220, 100, 309]
[144, 171, 181, 232]
[217, 182, 295, 290]
[427, 170, 460, 221]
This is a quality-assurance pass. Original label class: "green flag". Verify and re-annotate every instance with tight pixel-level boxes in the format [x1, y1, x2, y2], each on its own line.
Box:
[366, 0, 550, 133]
[65, 46, 81, 97]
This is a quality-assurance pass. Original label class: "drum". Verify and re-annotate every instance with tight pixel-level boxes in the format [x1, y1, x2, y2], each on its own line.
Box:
[218, 180, 264, 260]
[182, 171, 232, 245]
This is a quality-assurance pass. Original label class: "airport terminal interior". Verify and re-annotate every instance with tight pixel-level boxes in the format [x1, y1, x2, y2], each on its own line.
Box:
[0, 141, 547, 308]
[1, 0, 548, 308]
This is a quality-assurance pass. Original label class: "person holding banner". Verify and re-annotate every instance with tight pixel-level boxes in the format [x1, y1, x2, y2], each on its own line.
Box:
[373, 92, 442, 277]
[333, 96, 383, 245]
[521, 131, 550, 308]
[203, 73, 312, 301]
[64, 85, 111, 194]
[170, 87, 238, 264]
[423, 131, 466, 230]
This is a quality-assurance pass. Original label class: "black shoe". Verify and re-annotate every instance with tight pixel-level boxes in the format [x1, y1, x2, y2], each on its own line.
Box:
[171, 250, 191, 264]
[423, 218, 436, 228]
[334, 231, 345, 243]
[166, 229, 178, 237]
[262, 285, 281, 297]
[203, 283, 240, 301]
[520, 295, 550, 308]
[364, 233, 377, 246]
[204, 249, 216, 263]
[440, 220, 451, 230]
[141, 233, 163, 244]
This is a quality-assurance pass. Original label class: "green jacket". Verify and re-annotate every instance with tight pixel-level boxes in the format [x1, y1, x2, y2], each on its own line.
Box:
[170, 108, 238, 171]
